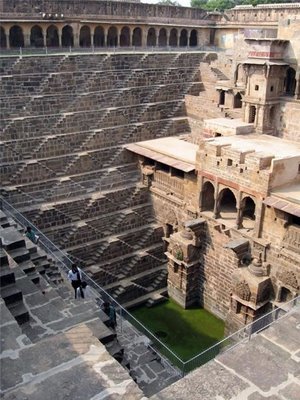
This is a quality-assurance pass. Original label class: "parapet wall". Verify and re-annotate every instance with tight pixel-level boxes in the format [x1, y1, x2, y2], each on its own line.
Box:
[0, 0, 207, 24]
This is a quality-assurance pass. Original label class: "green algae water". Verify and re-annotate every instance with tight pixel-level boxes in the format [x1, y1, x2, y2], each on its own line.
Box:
[131, 299, 225, 362]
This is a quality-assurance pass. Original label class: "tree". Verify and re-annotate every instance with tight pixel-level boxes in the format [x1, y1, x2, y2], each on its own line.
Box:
[158, 0, 182, 6]
[191, 0, 298, 11]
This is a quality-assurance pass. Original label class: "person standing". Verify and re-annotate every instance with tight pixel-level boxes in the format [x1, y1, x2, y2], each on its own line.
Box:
[68, 264, 84, 299]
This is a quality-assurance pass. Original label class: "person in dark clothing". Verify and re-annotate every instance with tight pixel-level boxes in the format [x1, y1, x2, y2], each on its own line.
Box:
[68, 264, 84, 299]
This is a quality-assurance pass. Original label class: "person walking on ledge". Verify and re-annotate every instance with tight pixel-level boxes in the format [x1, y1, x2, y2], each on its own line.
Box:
[68, 264, 84, 299]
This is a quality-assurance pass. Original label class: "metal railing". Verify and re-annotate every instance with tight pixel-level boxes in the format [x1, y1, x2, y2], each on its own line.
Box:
[1, 196, 299, 377]
[0, 196, 183, 376]
[181, 295, 300, 374]
[0, 45, 222, 57]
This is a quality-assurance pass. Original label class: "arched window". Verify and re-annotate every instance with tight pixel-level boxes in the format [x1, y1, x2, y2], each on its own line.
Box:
[9, 25, 24, 48]
[107, 26, 118, 47]
[120, 27, 130, 47]
[218, 188, 237, 219]
[46, 25, 59, 47]
[147, 28, 156, 47]
[30, 25, 44, 47]
[234, 92, 242, 108]
[94, 26, 105, 47]
[241, 197, 256, 229]
[201, 181, 215, 212]
[0, 26, 7, 48]
[158, 28, 167, 47]
[132, 27, 142, 47]
[169, 28, 178, 47]
[179, 29, 188, 47]
[285, 67, 296, 96]
[62, 25, 74, 47]
[189, 29, 197, 47]
[79, 26, 91, 47]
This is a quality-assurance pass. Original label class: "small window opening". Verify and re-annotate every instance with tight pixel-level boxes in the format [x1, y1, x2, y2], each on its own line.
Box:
[255, 85, 259, 91]
[227, 159, 233, 166]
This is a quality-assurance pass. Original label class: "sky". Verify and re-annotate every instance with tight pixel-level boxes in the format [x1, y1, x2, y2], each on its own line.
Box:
[141, 0, 192, 8]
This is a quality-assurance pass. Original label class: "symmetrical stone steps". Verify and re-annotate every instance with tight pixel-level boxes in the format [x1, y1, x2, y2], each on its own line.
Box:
[1, 52, 209, 307]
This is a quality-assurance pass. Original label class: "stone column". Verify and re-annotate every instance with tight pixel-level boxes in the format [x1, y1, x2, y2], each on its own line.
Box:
[253, 201, 263, 238]
[213, 183, 220, 219]
[24, 29, 31, 47]
[42, 28, 46, 47]
[166, 29, 170, 47]
[235, 192, 242, 229]
[58, 28, 62, 47]
[74, 29, 79, 48]
[294, 73, 300, 100]
[198, 176, 204, 212]
[142, 29, 147, 47]
[187, 30, 191, 47]
[91, 27, 95, 47]
[103, 27, 108, 47]
[5, 27, 9, 49]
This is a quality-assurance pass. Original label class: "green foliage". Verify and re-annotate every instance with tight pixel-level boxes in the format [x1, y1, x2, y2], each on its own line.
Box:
[174, 248, 184, 261]
[158, 0, 182, 6]
[190, 0, 298, 11]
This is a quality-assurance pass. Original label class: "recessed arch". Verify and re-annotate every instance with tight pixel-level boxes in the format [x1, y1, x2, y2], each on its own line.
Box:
[30, 25, 44, 47]
[169, 28, 178, 47]
[9, 25, 24, 48]
[218, 188, 237, 219]
[158, 28, 167, 47]
[0, 26, 7, 48]
[189, 29, 197, 47]
[234, 92, 242, 108]
[94, 26, 105, 47]
[201, 181, 215, 212]
[147, 27, 156, 47]
[46, 25, 59, 47]
[79, 25, 91, 47]
[120, 26, 130, 47]
[132, 27, 142, 47]
[62, 25, 74, 47]
[179, 29, 188, 47]
[285, 67, 296, 96]
[107, 26, 118, 47]
[241, 196, 256, 229]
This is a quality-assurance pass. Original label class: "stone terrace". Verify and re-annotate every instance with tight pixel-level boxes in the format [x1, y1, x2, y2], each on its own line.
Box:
[0, 51, 209, 306]
[0, 211, 180, 398]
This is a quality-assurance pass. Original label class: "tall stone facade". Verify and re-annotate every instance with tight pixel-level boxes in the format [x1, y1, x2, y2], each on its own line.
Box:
[1, 1, 300, 333]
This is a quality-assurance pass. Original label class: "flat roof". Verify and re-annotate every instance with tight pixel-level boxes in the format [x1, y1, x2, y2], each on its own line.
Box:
[205, 134, 300, 160]
[125, 137, 197, 172]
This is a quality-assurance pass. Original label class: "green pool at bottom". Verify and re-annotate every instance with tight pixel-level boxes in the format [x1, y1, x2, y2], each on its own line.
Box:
[131, 299, 225, 361]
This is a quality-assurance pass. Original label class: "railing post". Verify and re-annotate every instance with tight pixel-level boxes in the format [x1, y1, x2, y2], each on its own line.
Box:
[120, 307, 123, 333]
